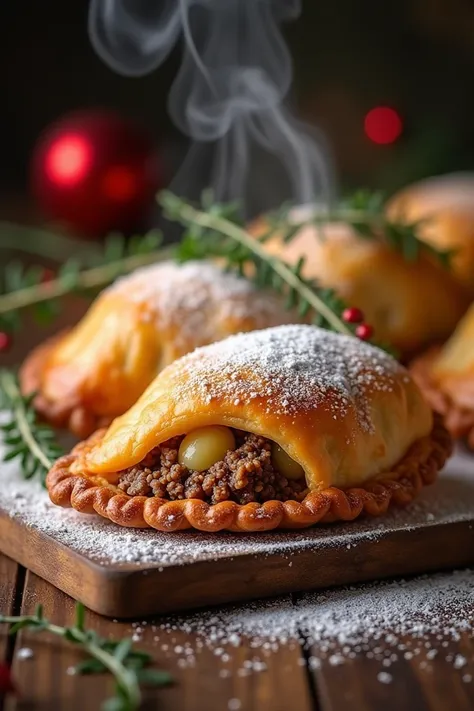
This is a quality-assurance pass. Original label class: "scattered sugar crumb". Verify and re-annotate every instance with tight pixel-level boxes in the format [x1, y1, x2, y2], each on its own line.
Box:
[16, 647, 34, 660]
[377, 672, 393, 684]
[153, 568, 473, 680]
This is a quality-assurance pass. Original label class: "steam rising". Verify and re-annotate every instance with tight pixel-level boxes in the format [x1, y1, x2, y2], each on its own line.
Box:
[89, 0, 333, 215]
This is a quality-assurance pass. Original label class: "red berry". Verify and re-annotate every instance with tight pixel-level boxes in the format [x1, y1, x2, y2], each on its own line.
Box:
[355, 323, 374, 340]
[0, 332, 12, 352]
[342, 307, 364, 324]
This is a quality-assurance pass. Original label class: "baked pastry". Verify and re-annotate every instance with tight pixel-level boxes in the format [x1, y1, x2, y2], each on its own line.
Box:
[387, 172, 474, 295]
[46, 325, 451, 532]
[252, 214, 469, 356]
[20, 261, 296, 438]
[411, 302, 474, 447]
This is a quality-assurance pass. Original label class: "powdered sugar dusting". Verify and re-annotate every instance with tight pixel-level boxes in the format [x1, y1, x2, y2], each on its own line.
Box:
[0, 430, 472, 567]
[155, 568, 474, 650]
[175, 324, 405, 428]
[106, 261, 292, 346]
[146, 569, 474, 684]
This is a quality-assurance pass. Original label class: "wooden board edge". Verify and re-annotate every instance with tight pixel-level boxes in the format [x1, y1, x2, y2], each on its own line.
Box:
[1, 510, 473, 618]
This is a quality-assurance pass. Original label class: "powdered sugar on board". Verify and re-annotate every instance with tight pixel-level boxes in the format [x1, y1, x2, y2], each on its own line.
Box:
[0, 437, 472, 567]
[148, 568, 474, 681]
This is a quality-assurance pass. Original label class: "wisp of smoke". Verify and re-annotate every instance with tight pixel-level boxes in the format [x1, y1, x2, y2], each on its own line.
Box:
[89, 0, 334, 216]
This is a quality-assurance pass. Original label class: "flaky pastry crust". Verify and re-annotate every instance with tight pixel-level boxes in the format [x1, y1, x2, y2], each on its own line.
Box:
[46, 416, 451, 532]
[411, 348, 474, 449]
[19, 261, 296, 438]
[251, 218, 469, 357]
[388, 172, 474, 295]
[19, 331, 113, 438]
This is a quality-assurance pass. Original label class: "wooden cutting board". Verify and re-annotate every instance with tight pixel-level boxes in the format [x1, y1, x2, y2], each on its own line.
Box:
[0, 450, 473, 619]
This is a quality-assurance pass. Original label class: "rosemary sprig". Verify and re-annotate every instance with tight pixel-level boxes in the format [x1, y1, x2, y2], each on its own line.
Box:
[0, 222, 102, 262]
[0, 602, 172, 710]
[160, 191, 354, 335]
[0, 231, 173, 335]
[0, 370, 63, 485]
[274, 189, 453, 268]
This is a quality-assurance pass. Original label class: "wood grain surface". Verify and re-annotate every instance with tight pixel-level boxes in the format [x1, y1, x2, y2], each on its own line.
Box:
[0, 557, 20, 662]
[311, 632, 474, 711]
[0, 553, 473, 711]
[1, 504, 474, 618]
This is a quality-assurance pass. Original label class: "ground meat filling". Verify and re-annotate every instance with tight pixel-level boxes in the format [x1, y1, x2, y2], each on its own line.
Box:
[117, 431, 308, 505]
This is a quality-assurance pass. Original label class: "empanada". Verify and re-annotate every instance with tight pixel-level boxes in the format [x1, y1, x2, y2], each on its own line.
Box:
[252, 216, 469, 357]
[47, 325, 451, 532]
[411, 302, 474, 448]
[388, 172, 474, 295]
[20, 261, 295, 438]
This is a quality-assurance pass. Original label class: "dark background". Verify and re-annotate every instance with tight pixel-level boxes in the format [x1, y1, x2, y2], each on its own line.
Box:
[1, 0, 474, 204]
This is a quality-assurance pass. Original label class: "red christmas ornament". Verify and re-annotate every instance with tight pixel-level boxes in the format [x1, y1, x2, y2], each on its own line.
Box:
[0, 332, 12, 353]
[342, 307, 364, 324]
[355, 323, 374, 340]
[30, 110, 161, 236]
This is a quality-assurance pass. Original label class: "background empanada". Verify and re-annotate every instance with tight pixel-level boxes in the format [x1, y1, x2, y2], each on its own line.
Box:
[20, 260, 298, 437]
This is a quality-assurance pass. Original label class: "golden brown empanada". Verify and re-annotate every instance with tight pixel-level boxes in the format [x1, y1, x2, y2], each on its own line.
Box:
[388, 172, 474, 295]
[20, 261, 296, 438]
[411, 302, 474, 448]
[252, 216, 468, 357]
[46, 325, 451, 532]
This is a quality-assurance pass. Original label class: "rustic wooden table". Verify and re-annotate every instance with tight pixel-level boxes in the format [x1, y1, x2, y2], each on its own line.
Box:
[0, 552, 473, 711]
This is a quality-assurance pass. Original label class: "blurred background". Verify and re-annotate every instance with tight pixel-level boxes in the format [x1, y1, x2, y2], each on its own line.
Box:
[1, 0, 474, 235]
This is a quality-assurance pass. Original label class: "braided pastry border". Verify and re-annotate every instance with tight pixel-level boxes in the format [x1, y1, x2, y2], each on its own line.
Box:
[19, 333, 113, 439]
[45, 416, 451, 533]
[411, 349, 474, 449]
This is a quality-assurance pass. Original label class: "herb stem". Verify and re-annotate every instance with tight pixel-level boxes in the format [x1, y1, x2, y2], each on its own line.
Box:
[0, 371, 52, 471]
[0, 614, 141, 709]
[161, 195, 352, 336]
[0, 246, 174, 316]
[0, 223, 102, 262]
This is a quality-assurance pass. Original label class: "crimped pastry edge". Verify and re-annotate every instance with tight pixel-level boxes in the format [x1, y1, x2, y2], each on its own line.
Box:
[45, 416, 451, 533]
[411, 348, 474, 449]
[19, 333, 113, 439]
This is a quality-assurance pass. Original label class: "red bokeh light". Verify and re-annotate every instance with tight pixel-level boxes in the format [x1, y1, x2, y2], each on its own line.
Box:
[45, 134, 92, 185]
[364, 107, 403, 145]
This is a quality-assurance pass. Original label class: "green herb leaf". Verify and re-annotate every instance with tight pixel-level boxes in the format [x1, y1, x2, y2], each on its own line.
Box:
[74, 658, 107, 675]
[136, 668, 173, 686]
[0, 370, 64, 486]
[0, 602, 171, 711]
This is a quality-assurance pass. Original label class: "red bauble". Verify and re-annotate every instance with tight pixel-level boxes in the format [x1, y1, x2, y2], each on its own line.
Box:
[30, 110, 161, 236]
